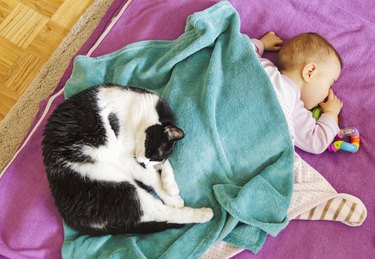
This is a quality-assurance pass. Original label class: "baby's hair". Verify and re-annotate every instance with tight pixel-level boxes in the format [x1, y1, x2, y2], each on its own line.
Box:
[276, 32, 343, 72]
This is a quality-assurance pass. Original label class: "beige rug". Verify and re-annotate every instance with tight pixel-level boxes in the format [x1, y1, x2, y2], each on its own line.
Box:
[0, 0, 115, 172]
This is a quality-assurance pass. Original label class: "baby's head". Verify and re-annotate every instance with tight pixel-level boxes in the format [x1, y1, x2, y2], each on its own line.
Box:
[277, 33, 342, 109]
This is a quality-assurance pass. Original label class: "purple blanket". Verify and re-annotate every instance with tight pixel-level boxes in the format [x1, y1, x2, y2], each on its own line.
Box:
[0, 0, 374, 258]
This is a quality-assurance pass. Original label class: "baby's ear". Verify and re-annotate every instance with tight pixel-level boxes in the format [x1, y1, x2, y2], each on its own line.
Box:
[164, 126, 184, 141]
[302, 63, 318, 81]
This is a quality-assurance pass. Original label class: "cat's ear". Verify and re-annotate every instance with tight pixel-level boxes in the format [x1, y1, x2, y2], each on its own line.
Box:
[164, 126, 184, 141]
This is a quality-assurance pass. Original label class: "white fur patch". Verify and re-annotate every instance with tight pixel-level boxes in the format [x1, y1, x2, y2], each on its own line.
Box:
[68, 86, 161, 182]
[138, 187, 213, 224]
[90, 222, 107, 229]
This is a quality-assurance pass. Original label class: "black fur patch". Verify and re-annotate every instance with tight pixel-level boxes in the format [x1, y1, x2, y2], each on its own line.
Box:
[135, 180, 154, 193]
[155, 98, 176, 125]
[46, 167, 144, 235]
[108, 112, 120, 137]
[43, 87, 106, 164]
[138, 162, 146, 169]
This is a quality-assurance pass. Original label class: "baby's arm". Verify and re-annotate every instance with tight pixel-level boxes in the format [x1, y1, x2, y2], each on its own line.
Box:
[293, 98, 340, 154]
[259, 32, 283, 52]
[251, 31, 283, 56]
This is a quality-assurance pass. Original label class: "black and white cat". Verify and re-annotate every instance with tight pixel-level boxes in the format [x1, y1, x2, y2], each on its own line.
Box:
[42, 85, 213, 235]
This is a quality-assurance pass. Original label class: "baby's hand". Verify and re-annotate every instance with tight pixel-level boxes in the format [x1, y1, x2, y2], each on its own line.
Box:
[259, 32, 283, 51]
[319, 89, 343, 124]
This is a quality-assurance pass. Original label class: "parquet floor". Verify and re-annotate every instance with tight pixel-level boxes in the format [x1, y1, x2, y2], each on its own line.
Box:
[0, 0, 93, 120]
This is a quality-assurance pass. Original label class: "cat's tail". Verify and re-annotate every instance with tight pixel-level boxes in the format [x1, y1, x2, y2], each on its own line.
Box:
[130, 221, 186, 234]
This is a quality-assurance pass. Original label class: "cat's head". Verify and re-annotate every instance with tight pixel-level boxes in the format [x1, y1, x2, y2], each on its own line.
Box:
[136, 125, 184, 166]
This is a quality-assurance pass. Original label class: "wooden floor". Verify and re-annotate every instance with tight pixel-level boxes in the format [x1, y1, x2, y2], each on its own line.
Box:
[0, 0, 94, 120]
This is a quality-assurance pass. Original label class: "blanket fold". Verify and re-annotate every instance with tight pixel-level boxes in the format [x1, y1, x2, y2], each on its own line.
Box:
[203, 153, 368, 259]
[63, 2, 294, 257]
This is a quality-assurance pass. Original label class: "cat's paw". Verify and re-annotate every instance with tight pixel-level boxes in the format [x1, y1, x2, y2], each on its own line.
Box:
[192, 208, 214, 223]
[163, 195, 184, 208]
[155, 160, 180, 196]
[161, 177, 180, 196]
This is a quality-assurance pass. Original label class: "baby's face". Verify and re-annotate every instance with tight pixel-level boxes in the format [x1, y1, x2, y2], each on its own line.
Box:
[301, 56, 341, 109]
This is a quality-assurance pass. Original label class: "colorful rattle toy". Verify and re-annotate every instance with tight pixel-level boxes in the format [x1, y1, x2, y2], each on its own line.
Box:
[327, 127, 360, 153]
[311, 107, 360, 153]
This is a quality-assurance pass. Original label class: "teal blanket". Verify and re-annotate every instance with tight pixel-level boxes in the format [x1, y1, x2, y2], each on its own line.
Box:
[63, 2, 294, 258]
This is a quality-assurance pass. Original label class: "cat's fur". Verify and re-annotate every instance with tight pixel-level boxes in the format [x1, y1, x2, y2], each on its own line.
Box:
[42, 85, 213, 235]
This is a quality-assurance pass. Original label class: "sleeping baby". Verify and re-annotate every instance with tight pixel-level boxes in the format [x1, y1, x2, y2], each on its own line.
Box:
[251, 32, 343, 154]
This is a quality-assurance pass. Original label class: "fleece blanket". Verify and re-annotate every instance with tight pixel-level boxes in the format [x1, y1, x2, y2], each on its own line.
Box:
[0, 0, 373, 259]
[62, 2, 294, 258]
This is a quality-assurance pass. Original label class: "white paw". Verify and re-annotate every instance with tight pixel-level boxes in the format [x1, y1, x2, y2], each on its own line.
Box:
[163, 195, 184, 208]
[156, 160, 180, 196]
[162, 178, 180, 196]
[193, 208, 214, 223]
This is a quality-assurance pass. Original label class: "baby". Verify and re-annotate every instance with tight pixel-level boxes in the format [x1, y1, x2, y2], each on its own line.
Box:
[251, 32, 343, 154]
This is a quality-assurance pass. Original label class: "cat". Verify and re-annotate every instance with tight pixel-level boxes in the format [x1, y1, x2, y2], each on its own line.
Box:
[42, 84, 213, 235]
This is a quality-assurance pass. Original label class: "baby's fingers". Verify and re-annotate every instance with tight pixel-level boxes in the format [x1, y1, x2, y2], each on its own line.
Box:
[338, 98, 344, 108]
[332, 92, 343, 105]
[270, 39, 283, 51]
[271, 44, 282, 51]
[273, 36, 283, 46]
[327, 89, 335, 100]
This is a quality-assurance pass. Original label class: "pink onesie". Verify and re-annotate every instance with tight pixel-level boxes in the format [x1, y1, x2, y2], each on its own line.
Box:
[251, 39, 340, 154]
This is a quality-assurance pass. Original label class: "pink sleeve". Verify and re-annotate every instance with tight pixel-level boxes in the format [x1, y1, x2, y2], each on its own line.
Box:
[293, 99, 340, 154]
[250, 39, 264, 56]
